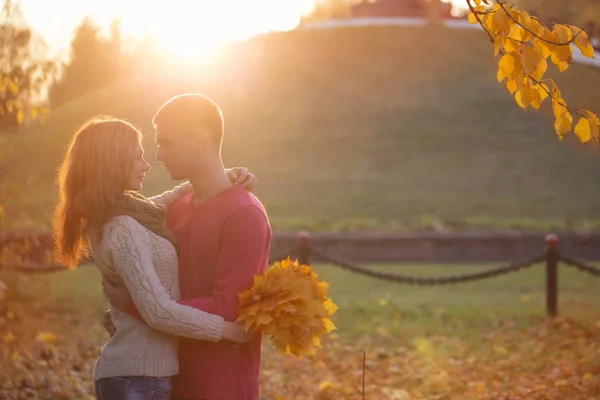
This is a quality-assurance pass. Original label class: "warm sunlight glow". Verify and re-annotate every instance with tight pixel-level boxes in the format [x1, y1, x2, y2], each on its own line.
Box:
[112, 1, 316, 62]
[21, 0, 472, 62]
[21, 0, 316, 62]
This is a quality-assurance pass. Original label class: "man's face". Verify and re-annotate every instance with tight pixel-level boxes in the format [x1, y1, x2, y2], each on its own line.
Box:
[155, 124, 203, 180]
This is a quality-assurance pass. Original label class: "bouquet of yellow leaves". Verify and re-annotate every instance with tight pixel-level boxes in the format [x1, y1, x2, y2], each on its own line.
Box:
[236, 258, 339, 359]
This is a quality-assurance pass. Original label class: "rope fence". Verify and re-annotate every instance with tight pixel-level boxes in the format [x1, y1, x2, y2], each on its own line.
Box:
[266, 232, 600, 318]
[1, 231, 599, 317]
[308, 246, 545, 285]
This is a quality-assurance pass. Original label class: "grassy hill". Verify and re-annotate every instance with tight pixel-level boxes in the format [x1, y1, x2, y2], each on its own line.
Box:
[3, 25, 600, 233]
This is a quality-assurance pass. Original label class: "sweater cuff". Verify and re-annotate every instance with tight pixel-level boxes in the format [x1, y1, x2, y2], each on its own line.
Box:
[200, 313, 224, 342]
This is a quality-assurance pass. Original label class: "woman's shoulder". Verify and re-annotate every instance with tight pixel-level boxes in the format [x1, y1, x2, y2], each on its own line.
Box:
[99, 216, 149, 244]
[103, 215, 144, 232]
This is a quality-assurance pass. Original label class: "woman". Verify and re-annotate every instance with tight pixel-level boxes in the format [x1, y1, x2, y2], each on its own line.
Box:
[52, 116, 257, 400]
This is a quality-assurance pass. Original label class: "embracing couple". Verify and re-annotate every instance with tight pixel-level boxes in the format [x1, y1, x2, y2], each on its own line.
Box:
[52, 94, 270, 400]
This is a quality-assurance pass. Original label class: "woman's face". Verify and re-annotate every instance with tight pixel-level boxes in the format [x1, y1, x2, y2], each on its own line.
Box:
[127, 141, 151, 191]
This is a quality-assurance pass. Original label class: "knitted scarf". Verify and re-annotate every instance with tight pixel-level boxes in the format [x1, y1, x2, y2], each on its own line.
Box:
[112, 191, 179, 250]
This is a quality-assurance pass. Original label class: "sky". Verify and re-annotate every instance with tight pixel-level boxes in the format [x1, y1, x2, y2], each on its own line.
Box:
[19, 0, 316, 59]
[18, 0, 467, 60]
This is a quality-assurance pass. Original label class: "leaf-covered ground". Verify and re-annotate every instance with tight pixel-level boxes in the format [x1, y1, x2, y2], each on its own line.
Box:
[0, 264, 599, 399]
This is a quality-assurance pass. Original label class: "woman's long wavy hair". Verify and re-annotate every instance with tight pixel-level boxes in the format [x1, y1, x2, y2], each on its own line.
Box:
[52, 116, 142, 269]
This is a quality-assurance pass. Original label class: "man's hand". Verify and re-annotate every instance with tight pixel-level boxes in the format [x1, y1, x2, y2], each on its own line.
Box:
[101, 275, 131, 313]
[103, 308, 116, 337]
[226, 167, 257, 191]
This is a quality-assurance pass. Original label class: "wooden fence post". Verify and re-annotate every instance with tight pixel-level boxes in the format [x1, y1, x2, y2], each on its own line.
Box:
[545, 233, 559, 318]
[298, 231, 310, 265]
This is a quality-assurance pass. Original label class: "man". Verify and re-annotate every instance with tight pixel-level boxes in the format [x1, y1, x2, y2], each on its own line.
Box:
[102, 93, 271, 400]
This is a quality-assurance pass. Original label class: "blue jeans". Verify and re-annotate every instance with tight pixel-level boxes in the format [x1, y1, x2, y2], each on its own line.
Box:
[95, 376, 173, 400]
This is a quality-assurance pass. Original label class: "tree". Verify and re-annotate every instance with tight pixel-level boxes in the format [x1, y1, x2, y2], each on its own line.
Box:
[0, 0, 52, 132]
[48, 18, 134, 107]
[0, 0, 52, 310]
[300, 0, 359, 24]
[468, 0, 598, 143]
[514, 0, 600, 29]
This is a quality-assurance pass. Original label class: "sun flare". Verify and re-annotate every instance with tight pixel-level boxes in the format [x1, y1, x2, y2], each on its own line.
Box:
[122, 0, 316, 62]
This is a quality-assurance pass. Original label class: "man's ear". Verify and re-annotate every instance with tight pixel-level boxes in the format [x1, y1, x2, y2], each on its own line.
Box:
[194, 131, 210, 152]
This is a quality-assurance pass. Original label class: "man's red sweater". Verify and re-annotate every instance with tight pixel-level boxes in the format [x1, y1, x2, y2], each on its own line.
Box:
[126, 185, 271, 399]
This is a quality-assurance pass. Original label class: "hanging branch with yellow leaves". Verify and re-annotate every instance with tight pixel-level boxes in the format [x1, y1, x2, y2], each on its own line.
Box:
[466, 0, 599, 143]
[0, 73, 49, 124]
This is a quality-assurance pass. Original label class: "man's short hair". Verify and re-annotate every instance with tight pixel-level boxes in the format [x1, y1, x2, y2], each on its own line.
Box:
[152, 93, 224, 143]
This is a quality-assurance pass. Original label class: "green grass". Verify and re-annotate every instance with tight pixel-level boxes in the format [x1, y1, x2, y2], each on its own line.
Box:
[3, 25, 600, 232]
[12, 260, 600, 347]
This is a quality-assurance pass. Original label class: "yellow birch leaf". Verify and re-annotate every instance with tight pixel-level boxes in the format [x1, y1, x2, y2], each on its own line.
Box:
[582, 110, 600, 140]
[468, 5, 486, 25]
[468, 11, 478, 24]
[506, 78, 518, 94]
[492, 5, 511, 34]
[474, 0, 481, 6]
[29, 107, 38, 119]
[552, 98, 567, 118]
[503, 37, 520, 53]
[532, 57, 548, 80]
[498, 52, 521, 79]
[549, 79, 560, 96]
[554, 111, 573, 139]
[574, 117, 592, 143]
[532, 19, 546, 37]
[582, 110, 600, 125]
[514, 90, 525, 108]
[483, 12, 499, 35]
[568, 25, 596, 58]
[518, 11, 534, 33]
[533, 83, 549, 102]
[554, 24, 573, 44]
[515, 85, 533, 109]
[497, 68, 506, 83]
[514, 71, 527, 90]
[534, 39, 552, 60]
[529, 88, 542, 109]
[541, 26, 557, 43]
[493, 36, 503, 56]
[550, 45, 572, 72]
[507, 25, 525, 41]
[520, 45, 539, 76]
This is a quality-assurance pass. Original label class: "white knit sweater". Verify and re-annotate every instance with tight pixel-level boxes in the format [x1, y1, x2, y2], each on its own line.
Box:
[90, 183, 224, 381]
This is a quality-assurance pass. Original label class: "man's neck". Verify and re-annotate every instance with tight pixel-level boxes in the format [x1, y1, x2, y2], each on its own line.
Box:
[188, 162, 232, 206]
